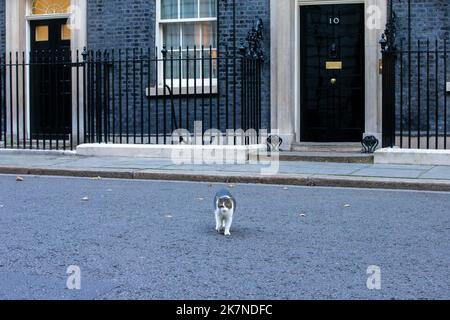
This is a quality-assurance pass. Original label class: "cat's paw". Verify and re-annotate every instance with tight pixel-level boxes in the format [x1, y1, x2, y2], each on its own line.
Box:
[224, 231, 231, 236]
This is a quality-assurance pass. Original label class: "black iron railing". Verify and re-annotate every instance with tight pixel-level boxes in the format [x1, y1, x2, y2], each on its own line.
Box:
[382, 40, 449, 150]
[381, 0, 450, 150]
[0, 47, 263, 150]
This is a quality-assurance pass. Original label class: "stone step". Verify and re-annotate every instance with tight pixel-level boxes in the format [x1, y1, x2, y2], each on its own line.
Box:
[291, 142, 362, 153]
[278, 151, 374, 164]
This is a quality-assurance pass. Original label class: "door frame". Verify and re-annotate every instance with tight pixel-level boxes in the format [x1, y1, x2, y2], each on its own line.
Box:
[298, 1, 366, 142]
[29, 18, 73, 138]
[5, 0, 87, 140]
[269, 0, 385, 149]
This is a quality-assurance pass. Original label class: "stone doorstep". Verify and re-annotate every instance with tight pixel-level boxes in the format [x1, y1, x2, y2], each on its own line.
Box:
[76, 143, 268, 162]
[291, 142, 363, 153]
[272, 151, 374, 164]
[375, 148, 450, 166]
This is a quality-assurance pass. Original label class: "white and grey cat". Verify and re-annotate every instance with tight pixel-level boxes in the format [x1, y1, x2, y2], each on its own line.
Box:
[214, 189, 236, 236]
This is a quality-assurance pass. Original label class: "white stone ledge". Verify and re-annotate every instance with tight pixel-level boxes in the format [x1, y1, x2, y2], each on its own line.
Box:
[76, 143, 267, 162]
[375, 148, 450, 166]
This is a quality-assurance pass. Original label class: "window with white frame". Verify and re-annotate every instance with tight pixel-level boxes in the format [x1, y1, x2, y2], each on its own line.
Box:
[157, 0, 217, 85]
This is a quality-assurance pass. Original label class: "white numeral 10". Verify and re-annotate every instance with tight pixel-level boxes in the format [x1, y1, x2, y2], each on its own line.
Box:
[329, 17, 340, 25]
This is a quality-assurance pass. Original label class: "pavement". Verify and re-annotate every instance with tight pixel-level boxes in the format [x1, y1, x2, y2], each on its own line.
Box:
[0, 175, 449, 300]
[1, 150, 450, 191]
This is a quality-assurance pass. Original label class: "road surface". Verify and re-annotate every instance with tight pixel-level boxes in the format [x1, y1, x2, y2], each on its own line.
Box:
[0, 175, 449, 299]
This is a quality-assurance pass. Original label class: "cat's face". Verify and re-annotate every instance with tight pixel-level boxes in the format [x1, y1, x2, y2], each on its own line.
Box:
[218, 197, 233, 214]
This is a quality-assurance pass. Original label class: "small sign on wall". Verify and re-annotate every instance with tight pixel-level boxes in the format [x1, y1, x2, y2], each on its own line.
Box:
[447, 82, 450, 93]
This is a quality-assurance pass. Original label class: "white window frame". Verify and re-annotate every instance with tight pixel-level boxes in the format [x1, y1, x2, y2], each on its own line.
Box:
[154, 0, 218, 94]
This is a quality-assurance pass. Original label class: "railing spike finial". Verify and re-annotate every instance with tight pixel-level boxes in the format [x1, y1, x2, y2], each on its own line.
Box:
[161, 44, 168, 58]
[380, 33, 388, 53]
[241, 18, 264, 60]
[81, 47, 88, 61]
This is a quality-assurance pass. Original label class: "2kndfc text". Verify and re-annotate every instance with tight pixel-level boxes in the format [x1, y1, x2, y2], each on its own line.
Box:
[176, 304, 273, 318]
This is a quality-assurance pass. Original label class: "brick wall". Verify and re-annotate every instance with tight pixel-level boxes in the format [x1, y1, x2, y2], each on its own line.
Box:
[0, 0, 5, 54]
[393, 0, 449, 134]
[87, 0, 155, 50]
[218, 0, 271, 131]
[85, 0, 271, 134]
[394, 0, 449, 42]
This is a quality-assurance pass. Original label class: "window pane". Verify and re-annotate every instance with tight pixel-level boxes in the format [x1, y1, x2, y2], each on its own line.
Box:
[163, 23, 180, 48]
[35, 25, 49, 42]
[201, 22, 217, 48]
[32, 0, 70, 15]
[166, 50, 181, 80]
[182, 55, 197, 80]
[202, 48, 217, 79]
[199, 0, 216, 18]
[181, 0, 197, 19]
[61, 24, 71, 40]
[161, 0, 178, 19]
[181, 23, 196, 48]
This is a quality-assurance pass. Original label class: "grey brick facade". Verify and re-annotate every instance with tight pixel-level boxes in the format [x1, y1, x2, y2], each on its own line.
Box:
[84, 0, 270, 132]
[0, 1, 448, 143]
[393, 0, 449, 133]
[394, 0, 449, 42]
[87, 0, 155, 50]
[0, 0, 4, 54]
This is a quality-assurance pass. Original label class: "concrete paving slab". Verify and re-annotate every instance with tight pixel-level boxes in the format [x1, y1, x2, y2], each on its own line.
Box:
[277, 162, 368, 175]
[51, 157, 174, 170]
[0, 156, 75, 168]
[162, 164, 268, 173]
[419, 166, 450, 180]
[369, 164, 435, 171]
[278, 161, 370, 170]
[351, 168, 426, 179]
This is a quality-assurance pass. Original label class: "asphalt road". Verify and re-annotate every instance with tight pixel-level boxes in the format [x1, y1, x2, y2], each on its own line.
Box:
[0, 174, 449, 300]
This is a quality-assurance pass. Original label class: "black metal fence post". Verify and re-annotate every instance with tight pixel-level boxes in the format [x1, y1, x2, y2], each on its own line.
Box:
[381, 49, 397, 148]
[380, 5, 397, 149]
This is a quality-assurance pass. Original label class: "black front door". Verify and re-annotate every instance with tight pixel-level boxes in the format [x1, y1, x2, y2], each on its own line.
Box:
[30, 19, 72, 139]
[300, 4, 365, 142]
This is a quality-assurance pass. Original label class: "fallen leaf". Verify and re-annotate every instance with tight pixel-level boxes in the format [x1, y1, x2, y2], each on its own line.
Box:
[197, 197, 205, 201]
[283, 187, 289, 190]
[82, 197, 90, 202]
[165, 215, 173, 219]
[228, 184, 236, 189]
[344, 204, 351, 208]
[16, 176, 24, 182]
[92, 176, 102, 180]
[299, 213, 306, 218]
